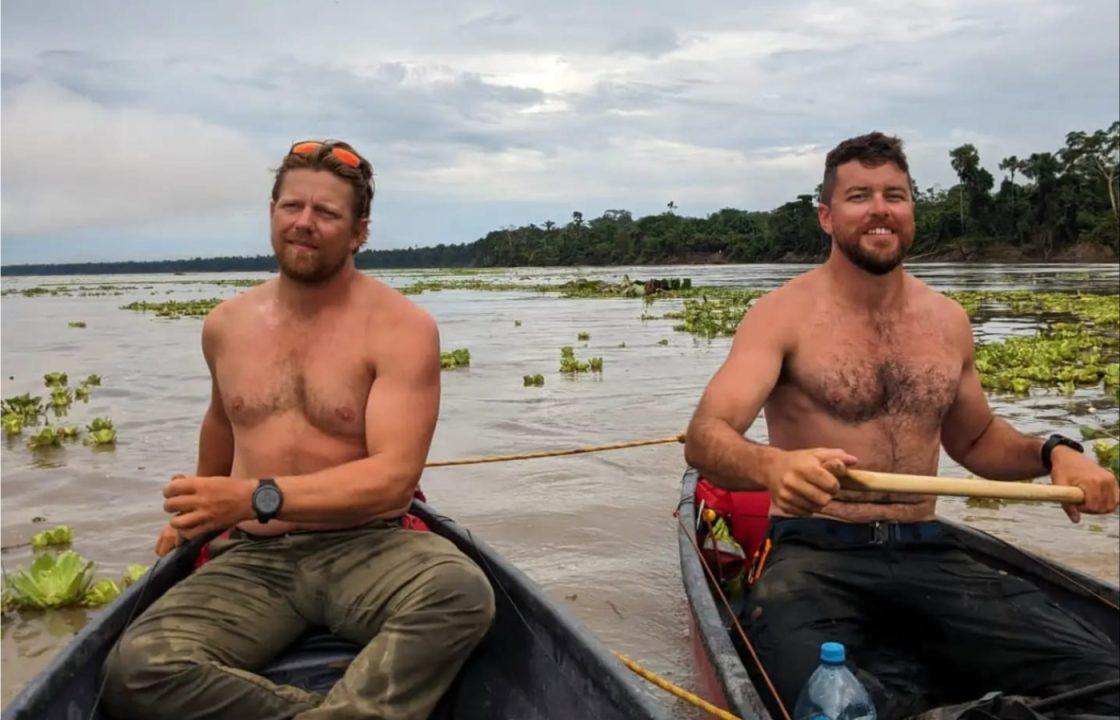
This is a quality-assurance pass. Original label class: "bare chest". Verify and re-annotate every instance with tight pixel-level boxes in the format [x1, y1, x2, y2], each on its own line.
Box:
[216, 332, 373, 439]
[786, 315, 961, 426]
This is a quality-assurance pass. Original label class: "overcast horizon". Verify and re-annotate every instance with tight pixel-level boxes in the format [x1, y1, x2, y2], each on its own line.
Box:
[2, 1, 1118, 265]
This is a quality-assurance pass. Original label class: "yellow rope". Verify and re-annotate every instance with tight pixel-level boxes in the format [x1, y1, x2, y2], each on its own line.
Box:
[613, 651, 744, 720]
[425, 433, 685, 467]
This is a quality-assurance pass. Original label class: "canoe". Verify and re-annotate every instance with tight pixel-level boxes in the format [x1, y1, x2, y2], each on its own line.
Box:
[4, 499, 670, 720]
[677, 468, 1120, 719]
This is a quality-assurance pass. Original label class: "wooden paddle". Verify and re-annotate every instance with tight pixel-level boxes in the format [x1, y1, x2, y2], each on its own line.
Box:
[838, 468, 1085, 505]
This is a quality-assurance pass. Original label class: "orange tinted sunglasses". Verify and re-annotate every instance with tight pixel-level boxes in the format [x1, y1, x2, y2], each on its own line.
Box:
[289, 141, 362, 169]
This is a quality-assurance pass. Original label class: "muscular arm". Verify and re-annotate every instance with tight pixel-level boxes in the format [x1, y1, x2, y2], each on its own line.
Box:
[273, 312, 440, 522]
[684, 293, 787, 490]
[196, 313, 234, 476]
[939, 305, 1046, 480]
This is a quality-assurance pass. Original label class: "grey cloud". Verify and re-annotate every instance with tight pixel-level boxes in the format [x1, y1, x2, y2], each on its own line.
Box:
[610, 27, 680, 58]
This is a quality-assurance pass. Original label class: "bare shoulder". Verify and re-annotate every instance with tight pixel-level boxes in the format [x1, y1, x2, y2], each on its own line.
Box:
[356, 275, 439, 352]
[907, 275, 973, 341]
[742, 271, 815, 330]
[201, 280, 276, 350]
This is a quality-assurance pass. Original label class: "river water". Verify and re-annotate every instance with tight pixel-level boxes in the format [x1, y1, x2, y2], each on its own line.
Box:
[2, 263, 1118, 711]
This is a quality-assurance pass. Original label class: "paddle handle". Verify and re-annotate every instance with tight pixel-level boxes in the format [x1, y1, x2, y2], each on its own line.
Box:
[841, 469, 1085, 505]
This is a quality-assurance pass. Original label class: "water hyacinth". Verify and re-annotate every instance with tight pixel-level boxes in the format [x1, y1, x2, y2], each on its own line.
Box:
[523, 374, 545, 387]
[577, 332, 590, 341]
[83, 374, 102, 387]
[440, 349, 471, 369]
[2, 551, 94, 610]
[43, 372, 68, 388]
[2, 394, 44, 425]
[68, 321, 86, 328]
[122, 299, 222, 319]
[27, 426, 62, 449]
[57, 425, 80, 440]
[31, 526, 73, 550]
[83, 417, 116, 446]
[559, 346, 602, 374]
[82, 579, 121, 607]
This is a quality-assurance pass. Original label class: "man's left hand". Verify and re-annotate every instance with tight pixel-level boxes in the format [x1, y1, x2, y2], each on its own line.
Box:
[1049, 446, 1120, 523]
[163, 474, 255, 539]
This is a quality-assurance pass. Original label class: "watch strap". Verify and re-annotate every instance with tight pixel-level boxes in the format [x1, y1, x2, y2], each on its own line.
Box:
[252, 477, 283, 523]
[1041, 434, 1084, 472]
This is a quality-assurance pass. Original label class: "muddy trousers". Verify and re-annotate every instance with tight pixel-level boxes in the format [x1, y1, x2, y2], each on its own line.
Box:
[102, 520, 496, 720]
[741, 519, 1119, 719]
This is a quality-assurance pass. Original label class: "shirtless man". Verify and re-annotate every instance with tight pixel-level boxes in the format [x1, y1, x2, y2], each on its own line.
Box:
[103, 140, 495, 720]
[684, 133, 1119, 715]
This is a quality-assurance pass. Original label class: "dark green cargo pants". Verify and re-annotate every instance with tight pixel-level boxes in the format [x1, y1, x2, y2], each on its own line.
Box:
[102, 519, 495, 720]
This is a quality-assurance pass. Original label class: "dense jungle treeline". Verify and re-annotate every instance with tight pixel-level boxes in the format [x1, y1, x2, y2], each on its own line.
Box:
[3, 123, 1116, 276]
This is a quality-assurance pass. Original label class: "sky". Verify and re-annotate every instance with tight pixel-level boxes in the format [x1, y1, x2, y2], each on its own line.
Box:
[2, 0, 1118, 265]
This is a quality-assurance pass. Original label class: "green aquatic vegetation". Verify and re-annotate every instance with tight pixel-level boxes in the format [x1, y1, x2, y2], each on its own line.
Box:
[1081, 421, 1119, 441]
[50, 388, 73, 416]
[577, 331, 590, 341]
[663, 291, 765, 338]
[122, 298, 222, 318]
[43, 372, 68, 388]
[2, 394, 45, 426]
[559, 346, 602, 374]
[31, 526, 73, 549]
[440, 348, 471, 369]
[74, 386, 90, 403]
[975, 324, 1118, 395]
[122, 564, 148, 587]
[1093, 441, 1119, 481]
[27, 426, 62, 449]
[68, 321, 86, 328]
[514, 320, 522, 327]
[84, 417, 116, 446]
[82, 374, 102, 387]
[964, 496, 1009, 510]
[57, 425, 80, 440]
[82, 579, 121, 607]
[658, 339, 669, 346]
[2, 551, 94, 610]
[2, 413, 23, 435]
[523, 374, 545, 387]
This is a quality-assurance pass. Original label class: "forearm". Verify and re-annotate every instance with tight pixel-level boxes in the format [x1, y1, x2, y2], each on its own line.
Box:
[274, 455, 419, 523]
[196, 409, 233, 476]
[955, 416, 1045, 480]
[684, 416, 778, 491]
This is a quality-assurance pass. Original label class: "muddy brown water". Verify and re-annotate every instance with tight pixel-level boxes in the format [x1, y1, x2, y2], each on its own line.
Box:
[2, 263, 1118, 712]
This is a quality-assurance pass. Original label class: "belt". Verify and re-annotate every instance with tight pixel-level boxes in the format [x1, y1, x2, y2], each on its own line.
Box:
[769, 517, 946, 546]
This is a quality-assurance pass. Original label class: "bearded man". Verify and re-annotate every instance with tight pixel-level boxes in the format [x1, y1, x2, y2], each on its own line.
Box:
[684, 132, 1119, 715]
[102, 140, 495, 720]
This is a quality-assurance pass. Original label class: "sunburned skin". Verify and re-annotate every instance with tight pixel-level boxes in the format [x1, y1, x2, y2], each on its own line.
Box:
[763, 271, 963, 522]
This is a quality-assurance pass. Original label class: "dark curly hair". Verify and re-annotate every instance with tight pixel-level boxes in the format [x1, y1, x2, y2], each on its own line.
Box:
[820, 132, 910, 205]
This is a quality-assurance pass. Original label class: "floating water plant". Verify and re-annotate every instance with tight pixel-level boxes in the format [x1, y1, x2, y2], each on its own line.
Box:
[658, 339, 669, 346]
[27, 426, 61, 449]
[74, 386, 90, 403]
[57, 425, 80, 440]
[2, 551, 94, 610]
[559, 346, 602, 374]
[2, 414, 23, 436]
[2, 393, 44, 425]
[50, 388, 73, 416]
[1093, 441, 1119, 482]
[577, 332, 590, 341]
[83, 417, 116, 446]
[43, 372, 68, 388]
[514, 320, 522, 327]
[122, 564, 148, 587]
[68, 321, 86, 328]
[83, 374, 102, 387]
[82, 579, 121, 607]
[523, 374, 545, 387]
[440, 349, 471, 369]
[122, 299, 222, 319]
[31, 526, 73, 550]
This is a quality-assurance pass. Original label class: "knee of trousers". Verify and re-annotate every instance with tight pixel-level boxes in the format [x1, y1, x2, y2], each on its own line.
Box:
[100, 626, 204, 718]
[406, 559, 496, 642]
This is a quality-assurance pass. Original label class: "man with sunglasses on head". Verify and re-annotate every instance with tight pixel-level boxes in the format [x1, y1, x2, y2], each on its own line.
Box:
[685, 133, 1119, 715]
[102, 140, 495, 720]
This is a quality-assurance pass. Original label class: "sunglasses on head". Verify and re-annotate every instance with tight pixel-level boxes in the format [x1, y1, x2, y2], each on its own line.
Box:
[289, 141, 363, 169]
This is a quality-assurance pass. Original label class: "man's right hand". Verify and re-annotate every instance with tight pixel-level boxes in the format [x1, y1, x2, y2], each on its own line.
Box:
[763, 448, 858, 516]
[155, 523, 183, 557]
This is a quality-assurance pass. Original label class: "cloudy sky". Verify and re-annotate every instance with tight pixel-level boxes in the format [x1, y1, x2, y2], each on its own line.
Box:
[2, 1, 1117, 264]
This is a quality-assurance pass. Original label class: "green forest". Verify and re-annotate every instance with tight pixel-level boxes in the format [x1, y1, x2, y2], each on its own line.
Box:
[3, 123, 1116, 276]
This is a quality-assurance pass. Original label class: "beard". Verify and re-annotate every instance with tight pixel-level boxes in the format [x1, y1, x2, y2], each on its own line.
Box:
[834, 229, 910, 275]
[275, 241, 351, 284]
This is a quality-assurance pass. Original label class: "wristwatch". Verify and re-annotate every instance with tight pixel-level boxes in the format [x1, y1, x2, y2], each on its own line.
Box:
[251, 478, 284, 524]
[1041, 434, 1084, 472]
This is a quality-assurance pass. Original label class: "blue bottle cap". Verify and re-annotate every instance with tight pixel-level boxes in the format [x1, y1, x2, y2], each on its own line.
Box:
[820, 642, 845, 663]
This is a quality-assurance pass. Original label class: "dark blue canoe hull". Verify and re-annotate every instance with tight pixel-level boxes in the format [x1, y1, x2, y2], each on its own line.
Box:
[4, 500, 670, 720]
[678, 468, 1120, 719]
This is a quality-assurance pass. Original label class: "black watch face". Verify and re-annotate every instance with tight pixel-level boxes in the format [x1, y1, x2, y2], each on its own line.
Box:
[254, 486, 282, 515]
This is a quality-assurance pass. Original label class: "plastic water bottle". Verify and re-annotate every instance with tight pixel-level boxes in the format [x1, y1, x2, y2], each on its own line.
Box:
[793, 642, 876, 720]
